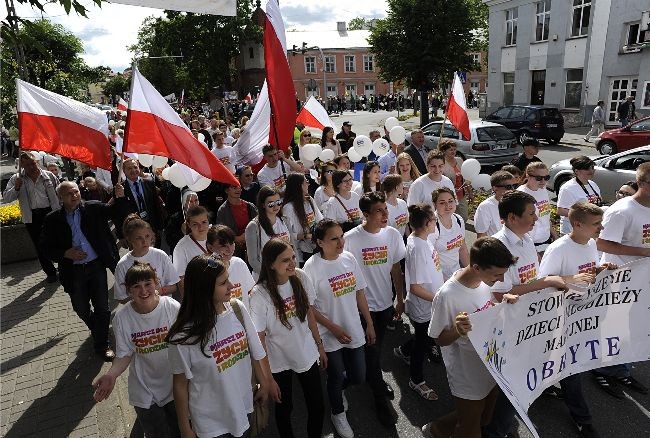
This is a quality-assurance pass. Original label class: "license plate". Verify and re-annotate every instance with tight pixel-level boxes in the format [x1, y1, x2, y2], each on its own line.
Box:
[493, 144, 508, 150]
[547, 123, 558, 127]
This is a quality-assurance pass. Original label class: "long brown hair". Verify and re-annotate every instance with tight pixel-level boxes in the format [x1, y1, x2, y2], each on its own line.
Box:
[257, 239, 309, 329]
[362, 161, 381, 193]
[283, 172, 315, 231]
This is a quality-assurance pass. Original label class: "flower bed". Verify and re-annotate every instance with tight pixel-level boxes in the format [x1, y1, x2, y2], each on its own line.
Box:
[0, 204, 21, 226]
[1, 203, 37, 264]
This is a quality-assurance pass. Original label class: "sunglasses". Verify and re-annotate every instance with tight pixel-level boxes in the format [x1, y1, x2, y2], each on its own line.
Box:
[204, 254, 222, 272]
[495, 184, 518, 190]
[530, 175, 550, 181]
[266, 200, 282, 208]
[324, 170, 334, 174]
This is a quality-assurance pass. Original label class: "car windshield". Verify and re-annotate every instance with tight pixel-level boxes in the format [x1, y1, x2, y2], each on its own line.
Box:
[476, 126, 515, 142]
[538, 109, 560, 119]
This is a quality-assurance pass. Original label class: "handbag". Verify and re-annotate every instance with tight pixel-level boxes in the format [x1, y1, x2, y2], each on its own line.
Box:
[334, 195, 361, 232]
[229, 299, 269, 437]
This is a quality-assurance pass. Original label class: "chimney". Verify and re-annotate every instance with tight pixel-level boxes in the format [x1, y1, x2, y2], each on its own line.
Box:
[337, 21, 347, 32]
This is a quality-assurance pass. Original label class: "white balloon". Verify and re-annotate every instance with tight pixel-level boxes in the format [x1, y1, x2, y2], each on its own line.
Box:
[189, 176, 211, 192]
[161, 167, 171, 180]
[138, 153, 154, 167]
[389, 126, 406, 145]
[347, 147, 363, 162]
[301, 144, 321, 161]
[372, 138, 391, 157]
[198, 133, 205, 142]
[353, 135, 372, 157]
[473, 173, 491, 191]
[108, 120, 116, 127]
[461, 159, 481, 180]
[152, 155, 168, 169]
[384, 117, 399, 131]
[168, 164, 187, 188]
[302, 159, 314, 169]
[15, 140, 19, 147]
[319, 149, 335, 162]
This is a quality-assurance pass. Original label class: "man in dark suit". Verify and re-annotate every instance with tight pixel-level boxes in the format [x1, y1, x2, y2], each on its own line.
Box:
[404, 129, 428, 175]
[41, 181, 125, 361]
[336, 121, 357, 154]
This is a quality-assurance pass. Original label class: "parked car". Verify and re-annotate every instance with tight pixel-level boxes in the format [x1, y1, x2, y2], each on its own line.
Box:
[484, 105, 564, 145]
[405, 120, 521, 166]
[595, 116, 650, 155]
[547, 145, 649, 205]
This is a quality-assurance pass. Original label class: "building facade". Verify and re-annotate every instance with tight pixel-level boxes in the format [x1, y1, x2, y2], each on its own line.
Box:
[484, 0, 650, 126]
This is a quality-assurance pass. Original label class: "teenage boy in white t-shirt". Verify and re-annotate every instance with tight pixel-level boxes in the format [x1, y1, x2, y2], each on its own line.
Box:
[257, 144, 302, 195]
[343, 191, 406, 427]
[406, 151, 455, 208]
[424, 237, 519, 438]
[210, 130, 236, 174]
[474, 170, 516, 238]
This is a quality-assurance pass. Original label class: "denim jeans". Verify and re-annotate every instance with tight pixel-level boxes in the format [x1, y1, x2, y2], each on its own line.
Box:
[133, 400, 180, 438]
[326, 345, 366, 414]
[360, 306, 394, 396]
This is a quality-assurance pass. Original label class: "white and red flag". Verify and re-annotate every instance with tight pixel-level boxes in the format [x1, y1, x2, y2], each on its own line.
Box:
[117, 97, 128, 112]
[446, 72, 471, 141]
[123, 67, 239, 186]
[296, 96, 337, 131]
[16, 79, 112, 169]
[245, 93, 252, 104]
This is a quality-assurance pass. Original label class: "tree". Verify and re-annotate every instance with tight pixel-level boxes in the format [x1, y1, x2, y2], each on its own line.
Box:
[102, 74, 130, 101]
[367, 0, 485, 125]
[348, 17, 368, 30]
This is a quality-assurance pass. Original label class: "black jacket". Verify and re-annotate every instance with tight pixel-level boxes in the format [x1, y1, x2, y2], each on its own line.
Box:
[617, 101, 636, 121]
[115, 178, 163, 236]
[404, 144, 428, 175]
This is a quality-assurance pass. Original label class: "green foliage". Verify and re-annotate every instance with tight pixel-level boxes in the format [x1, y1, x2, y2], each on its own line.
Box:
[348, 17, 368, 31]
[367, 0, 485, 90]
[102, 73, 130, 99]
[130, 1, 263, 101]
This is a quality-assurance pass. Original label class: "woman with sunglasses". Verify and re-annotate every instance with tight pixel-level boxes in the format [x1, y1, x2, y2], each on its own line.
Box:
[245, 186, 292, 279]
[396, 152, 421, 201]
[167, 255, 276, 438]
[321, 126, 342, 156]
[283, 173, 324, 266]
[314, 161, 337, 212]
[432, 187, 469, 281]
[615, 181, 638, 201]
[557, 156, 602, 235]
[298, 129, 314, 167]
[519, 162, 557, 256]
[249, 239, 326, 438]
[323, 170, 363, 233]
[355, 161, 381, 196]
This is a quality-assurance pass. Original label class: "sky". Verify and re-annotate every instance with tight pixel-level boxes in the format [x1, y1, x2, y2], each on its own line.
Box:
[7, 0, 388, 72]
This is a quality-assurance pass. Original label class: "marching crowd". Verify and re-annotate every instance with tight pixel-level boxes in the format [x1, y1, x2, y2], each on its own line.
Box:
[2, 112, 650, 438]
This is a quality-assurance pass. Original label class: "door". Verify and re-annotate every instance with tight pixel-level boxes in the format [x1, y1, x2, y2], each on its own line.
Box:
[531, 70, 546, 105]
[607, 77, 638, 125]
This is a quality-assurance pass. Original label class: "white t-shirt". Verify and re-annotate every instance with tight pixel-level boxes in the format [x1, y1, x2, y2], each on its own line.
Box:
[473, 195, 502, 236]
[343, 225, 406, 312]
[557, 178, 601, 234]
[599, 196, 650, 266]
[539, 235, 599, 278]
[303, 251, 368, 353]
[518, 185, 552, 244]
[172, 235, 208, 277]
[428, 275, 496, 400]
[228, 257, 255, 310]
[168, 300, 266, 438]
[314, 186, 332, 213]
[114, 296, 180, 408]
[492, 226, 539, 294]
[353, 184, 377, 197]
[405, 235, 444, 323]
[257, 164, 286, 191]
[433, 214, 466, 281]
[114, 248, 180, 301]
[323, 193, 362, 224]
[211, 146, 236, 174]
[283, 199, 323, 259]
[406, 174, 455, 207]
[387, 198, 409, 236]
[249, 269, 319, 373]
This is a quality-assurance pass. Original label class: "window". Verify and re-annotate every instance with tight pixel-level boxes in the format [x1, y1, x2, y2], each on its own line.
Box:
[305, 56, 316, 74]
[505, 8, 518, 46]
[571, 0, 591, 37]
[471, 53, 481, 65]
[535, 0, 551, 42]
[503, 73, 515, 106]
[493, 107, 512, 119]
[345, 84, 356, 96]
[470, 81, 480, 90]
[630, 119, 650, 132]
[344, 55, 356, 72]
[363, 55, 374, 72]
[626, 23, 646, 47]
[564, 69, 583, 108]
[364, 84, 375, 96]
[325, 55, 336, 73]
[326, 85, 337, 97]
[509, 107, 527, 119]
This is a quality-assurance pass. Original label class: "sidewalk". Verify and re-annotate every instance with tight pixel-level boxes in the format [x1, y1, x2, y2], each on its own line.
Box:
[1, 259, 136, 437]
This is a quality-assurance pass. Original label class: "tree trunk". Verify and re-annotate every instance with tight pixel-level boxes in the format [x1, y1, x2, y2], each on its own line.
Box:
[419, 89, 429, 127]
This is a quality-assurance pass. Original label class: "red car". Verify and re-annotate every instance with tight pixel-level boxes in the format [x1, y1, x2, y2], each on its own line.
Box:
[596, 116, 650, 155]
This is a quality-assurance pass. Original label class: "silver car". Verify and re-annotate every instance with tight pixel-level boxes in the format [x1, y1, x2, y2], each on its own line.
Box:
[406, 120, 522, 166]
[547, 145, 649, 205]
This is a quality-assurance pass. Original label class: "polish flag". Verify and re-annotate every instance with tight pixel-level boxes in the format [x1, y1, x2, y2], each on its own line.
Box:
[446, 72, 471, 141]
[245, 93, 252, 104]
[296, 96, 337, 131]
[117, 97, 128, 112]
[124, 67, 239, 186]
[16, 79, 112, 169]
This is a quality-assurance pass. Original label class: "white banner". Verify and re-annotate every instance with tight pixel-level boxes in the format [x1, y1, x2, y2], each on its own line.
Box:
[163, 93, 177, 104]
[467, 258, 650, 438]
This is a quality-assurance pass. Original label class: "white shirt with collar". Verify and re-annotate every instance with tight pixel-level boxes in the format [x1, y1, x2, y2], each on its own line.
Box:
[491, 225, 539, 294]
[378, 150, 397, 180]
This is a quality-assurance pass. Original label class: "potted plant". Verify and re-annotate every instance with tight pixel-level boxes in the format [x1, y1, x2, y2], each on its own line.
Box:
[1, 203, 37, 264]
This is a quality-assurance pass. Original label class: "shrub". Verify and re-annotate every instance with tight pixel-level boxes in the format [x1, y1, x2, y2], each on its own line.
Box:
[0, 203, 22, 226]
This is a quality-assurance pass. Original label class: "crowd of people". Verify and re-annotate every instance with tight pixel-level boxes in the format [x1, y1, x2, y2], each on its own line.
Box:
[2, 108, 649, 438]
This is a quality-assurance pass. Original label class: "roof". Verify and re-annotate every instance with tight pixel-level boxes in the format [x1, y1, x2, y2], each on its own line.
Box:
[285, 29, 371, 51]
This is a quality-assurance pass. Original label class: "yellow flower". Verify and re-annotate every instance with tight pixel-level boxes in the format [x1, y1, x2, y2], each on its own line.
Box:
[0, 203, 22, 226]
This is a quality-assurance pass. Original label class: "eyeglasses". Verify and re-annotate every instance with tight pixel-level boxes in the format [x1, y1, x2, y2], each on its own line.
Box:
[341, 178, 353, 184]
[495, 184, 518, 190]
[303, 134, 311, 137]
[530, 175, 551, 182]
[266, 200, 282, 208]
[615, 190, 634, 197]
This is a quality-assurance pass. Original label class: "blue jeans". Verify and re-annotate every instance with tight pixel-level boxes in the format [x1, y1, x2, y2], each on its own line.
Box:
[620, 118, 629, 127]
[326, 346, 366, 414]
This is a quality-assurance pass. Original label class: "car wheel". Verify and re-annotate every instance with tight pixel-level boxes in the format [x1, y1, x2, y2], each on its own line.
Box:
[598, 140, 617, 155]
[554, 175, 571, 194]
[546, 138, 560, 145]
[518, 131, 531, 144]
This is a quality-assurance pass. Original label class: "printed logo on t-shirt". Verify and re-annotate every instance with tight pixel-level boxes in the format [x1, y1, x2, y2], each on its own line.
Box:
[577, 261, 596, 275]
[131, 326, 169, 354]
[231, 282, 243, 299]
[273, 175, 285, 189]
[432, 250, 442, 272]
[274, 231, 291, 243]
[210, 330, 250, 373]
[474, 300, 494, 313]
[328, 272, 357, 298]
[446, 234, 465, 251]
[362, 246, 388, 266]
[348, 208, 361, 221]
[586, 194, 600, 205]
[281, 295, 297, 319]
[306, 210, 316, 228]
[537, 200, 551, 217]
[518, 263, 537, 284]
[394, 213, 408, 229]
[643, 224, 650, 245]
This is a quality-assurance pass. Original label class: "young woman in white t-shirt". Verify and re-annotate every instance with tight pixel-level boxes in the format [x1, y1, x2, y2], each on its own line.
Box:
[167, 255, 277, 438]
[323, 170, 362, 233]
[314, 161, 337, 212]
[303, 219, 376, 438]
[396, 152, 421, 201]
[383, 174, 410, 237]
[249, 239, 326, 438]
[557, 156, 602, 235]
[282, 172, 324, 266]
[114, 214, 179, 304]
[172, 205, 211, 300]
[355, 160, 381, 196]
[93, 262, 181, 438]
[245, 186, 292, 277]
[432, 187, 470, 280]
[519, 162, 558, 256]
